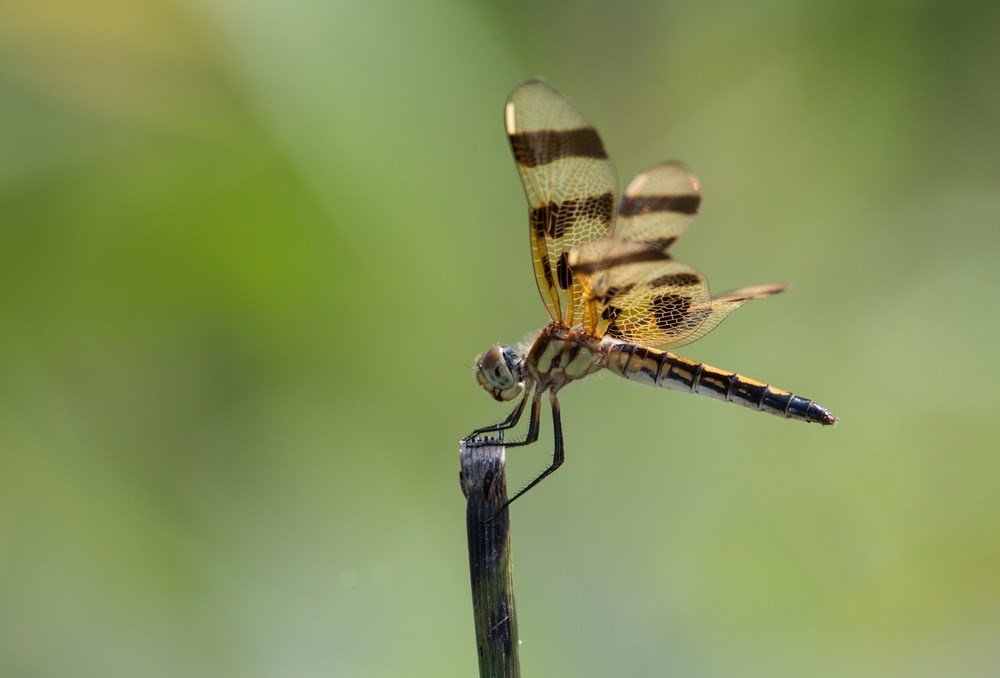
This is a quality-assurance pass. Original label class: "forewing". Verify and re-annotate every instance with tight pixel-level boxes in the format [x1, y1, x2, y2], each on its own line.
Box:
[615, 161, 701, 252]
[505, 79, 618, 324]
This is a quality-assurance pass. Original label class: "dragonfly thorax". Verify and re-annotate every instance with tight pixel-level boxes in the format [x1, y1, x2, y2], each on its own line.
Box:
[475, 344, 524, 402]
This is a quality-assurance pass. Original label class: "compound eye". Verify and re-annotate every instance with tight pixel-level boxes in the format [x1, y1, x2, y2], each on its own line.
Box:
[478, 344, 515, 390]
[491, 362, 506, 382]
[480, 345, 501, 369]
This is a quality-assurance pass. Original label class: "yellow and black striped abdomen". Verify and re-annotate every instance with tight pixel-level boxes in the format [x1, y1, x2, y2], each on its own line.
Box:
[604, 342, 837, 425]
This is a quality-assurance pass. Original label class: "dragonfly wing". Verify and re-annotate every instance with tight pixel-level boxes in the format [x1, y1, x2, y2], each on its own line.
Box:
[615, 161, 701, 252]
[505, 79, 619, 325]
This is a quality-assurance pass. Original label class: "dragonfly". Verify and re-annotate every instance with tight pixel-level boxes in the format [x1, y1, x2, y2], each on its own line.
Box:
[465, 79, 836, 510]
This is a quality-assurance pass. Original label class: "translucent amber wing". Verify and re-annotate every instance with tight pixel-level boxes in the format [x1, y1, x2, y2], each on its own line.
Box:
[572, 237, 786, 348]
[608, 270, 785, 349]
[570, 156, 785, 348]
[572, 242, 706, 343]
[673, 283, 787, 347]
[615, 161, 701, 252]
[505, 79, 619, 325]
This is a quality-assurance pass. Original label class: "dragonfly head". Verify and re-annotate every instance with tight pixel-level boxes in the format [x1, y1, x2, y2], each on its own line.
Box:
[475, 344, 524, 402]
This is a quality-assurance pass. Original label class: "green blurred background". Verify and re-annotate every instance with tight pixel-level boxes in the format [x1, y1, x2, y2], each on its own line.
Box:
[2, 1, 999, 676]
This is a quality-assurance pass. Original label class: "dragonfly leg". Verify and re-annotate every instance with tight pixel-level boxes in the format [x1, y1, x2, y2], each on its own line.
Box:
[463, 387, 531, 442]
[486, 390, 564, 520]
[498, 389, 543, 449]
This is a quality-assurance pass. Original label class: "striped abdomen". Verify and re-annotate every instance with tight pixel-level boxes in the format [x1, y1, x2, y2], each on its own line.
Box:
[604, 342, 837, 425]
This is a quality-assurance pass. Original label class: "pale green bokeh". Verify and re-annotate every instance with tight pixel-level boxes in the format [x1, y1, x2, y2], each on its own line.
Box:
[1, 1, 998, 676]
